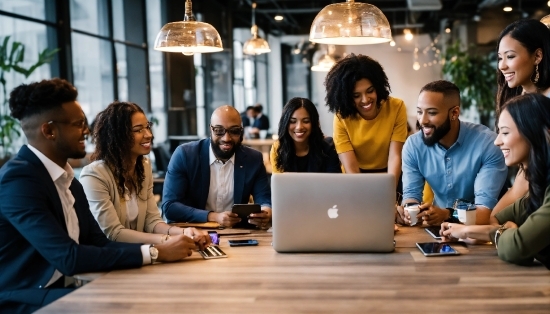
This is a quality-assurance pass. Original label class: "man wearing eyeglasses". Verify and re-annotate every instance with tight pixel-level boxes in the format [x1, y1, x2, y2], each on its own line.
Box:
[162, 105, 272, 228]
[0, 79, 195, 312]
[396, 80, 507, 227]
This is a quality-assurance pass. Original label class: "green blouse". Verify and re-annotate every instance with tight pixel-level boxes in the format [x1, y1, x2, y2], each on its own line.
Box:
[491, 186, 550, 269]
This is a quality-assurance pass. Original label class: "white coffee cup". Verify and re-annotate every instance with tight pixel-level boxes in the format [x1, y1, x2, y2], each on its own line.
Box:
[259, 130, 267, 139]
[457, 207, 476, 225]
[404, 204, 421, 226]
[454, 199, 476, 225]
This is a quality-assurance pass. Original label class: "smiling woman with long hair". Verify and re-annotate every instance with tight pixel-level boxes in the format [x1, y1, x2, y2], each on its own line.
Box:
[270, 97, 340, 173]
[442, 93, 550, 269]
[492, 19, 550, 217]
[80, 101, 208, 246]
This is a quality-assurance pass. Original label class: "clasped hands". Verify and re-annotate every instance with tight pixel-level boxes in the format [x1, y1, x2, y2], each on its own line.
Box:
[396, 203, 450, 226]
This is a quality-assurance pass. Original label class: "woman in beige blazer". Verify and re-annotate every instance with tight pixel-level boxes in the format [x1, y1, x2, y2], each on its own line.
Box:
[80, 101, 209, 245]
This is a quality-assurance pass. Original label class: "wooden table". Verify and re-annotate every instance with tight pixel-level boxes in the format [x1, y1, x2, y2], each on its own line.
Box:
[39, 227, 550, 313]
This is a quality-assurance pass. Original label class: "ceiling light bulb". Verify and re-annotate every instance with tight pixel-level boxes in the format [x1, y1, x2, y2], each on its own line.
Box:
[309, 1, 392, 45]
[243, 4, 271, 55]
[389, 40, 396, 47]
[274, 15, 284, 21]
[445, 28, 451, 34]
[413, 62, 420, 71]
[503, 6, 512, 12]
[154, 0, 223, 55]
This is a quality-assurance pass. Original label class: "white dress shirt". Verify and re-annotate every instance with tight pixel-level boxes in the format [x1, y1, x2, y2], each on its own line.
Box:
[28, 146, 152, 277]
[28, 145, 80, 287]
[205, 144, 235, 213]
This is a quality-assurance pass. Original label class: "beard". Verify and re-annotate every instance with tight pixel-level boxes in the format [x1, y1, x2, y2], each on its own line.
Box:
[418, 116, 451, 146]
[211, 135, 242, 160]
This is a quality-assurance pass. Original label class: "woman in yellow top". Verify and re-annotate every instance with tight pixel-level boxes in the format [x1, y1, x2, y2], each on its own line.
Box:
[270, 97, 341, 173]
[324, 54, 408, 190]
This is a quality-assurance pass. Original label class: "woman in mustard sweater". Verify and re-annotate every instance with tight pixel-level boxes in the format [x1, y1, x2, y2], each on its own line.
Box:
[324, 54, 408, 191]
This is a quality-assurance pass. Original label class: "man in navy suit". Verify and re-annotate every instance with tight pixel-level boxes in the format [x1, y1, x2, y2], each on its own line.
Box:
[0, 79, 197, 313]
[162, 105, 272, 228]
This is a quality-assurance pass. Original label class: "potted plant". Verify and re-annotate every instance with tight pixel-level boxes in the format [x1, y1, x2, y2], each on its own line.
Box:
[441, 41, 496, 127]
[0, 36, 58, 162]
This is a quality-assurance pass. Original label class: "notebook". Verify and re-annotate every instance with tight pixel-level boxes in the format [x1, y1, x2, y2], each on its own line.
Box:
[271, 173, 395, 253]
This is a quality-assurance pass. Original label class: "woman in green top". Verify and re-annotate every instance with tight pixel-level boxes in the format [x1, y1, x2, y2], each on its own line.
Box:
[441, 93, 550, 269]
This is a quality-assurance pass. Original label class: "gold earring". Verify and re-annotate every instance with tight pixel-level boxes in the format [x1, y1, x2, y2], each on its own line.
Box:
[533, 64, 540, 84]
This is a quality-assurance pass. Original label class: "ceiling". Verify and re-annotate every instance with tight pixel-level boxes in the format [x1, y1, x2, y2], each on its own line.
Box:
[228, 0, 550, 37]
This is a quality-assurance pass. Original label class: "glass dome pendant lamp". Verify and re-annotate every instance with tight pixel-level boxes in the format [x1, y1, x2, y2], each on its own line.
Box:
[243, 2, 271, 55]
[154, 0, 223, 56]
[309, 0, 392, 45]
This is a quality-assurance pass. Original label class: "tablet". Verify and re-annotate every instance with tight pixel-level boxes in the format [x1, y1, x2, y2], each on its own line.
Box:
[425, 226, 442, 240]
[231, 204, 261, 229]
[416, 242, 460, 257]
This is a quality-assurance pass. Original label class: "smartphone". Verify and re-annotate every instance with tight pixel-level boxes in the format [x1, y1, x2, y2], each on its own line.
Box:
[208, 231, 220, 245]
[425, 226, 442, 240]
[198, 245, 227, 259]
[231, 204, 261, 229]
[416, 242, 460, 257]
[228, 239, 259, 247]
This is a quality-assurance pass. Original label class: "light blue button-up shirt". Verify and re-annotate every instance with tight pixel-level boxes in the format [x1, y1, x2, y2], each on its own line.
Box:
[402, 120, 507, 209]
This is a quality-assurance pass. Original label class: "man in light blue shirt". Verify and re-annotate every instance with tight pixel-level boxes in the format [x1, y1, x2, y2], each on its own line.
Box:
[399, 80, 507, 226]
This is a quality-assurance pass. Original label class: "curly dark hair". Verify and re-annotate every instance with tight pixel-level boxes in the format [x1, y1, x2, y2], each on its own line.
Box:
[9, 78, 78, 120]
[275, 97, 326, 172]
[500, 93, 550, 215]
[496, 19, 550, 120]
[91, 101, 152, 198]
[324, 53, 391, 119]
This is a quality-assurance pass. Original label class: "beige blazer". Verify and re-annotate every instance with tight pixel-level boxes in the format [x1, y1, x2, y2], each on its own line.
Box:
[80, 158, 164, 243]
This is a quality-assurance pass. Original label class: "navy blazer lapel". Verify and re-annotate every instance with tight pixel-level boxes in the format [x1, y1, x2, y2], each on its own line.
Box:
[199, 139, 212, 207]
[233, 146, 246, 203]
[18, 146, 67, 230]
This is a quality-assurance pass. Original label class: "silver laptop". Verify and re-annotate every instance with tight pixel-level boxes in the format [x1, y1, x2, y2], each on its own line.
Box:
[272, 173, 395, 253]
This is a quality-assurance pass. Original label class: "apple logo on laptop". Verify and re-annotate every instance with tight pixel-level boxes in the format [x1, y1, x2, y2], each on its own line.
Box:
[327, 205, 339, 219]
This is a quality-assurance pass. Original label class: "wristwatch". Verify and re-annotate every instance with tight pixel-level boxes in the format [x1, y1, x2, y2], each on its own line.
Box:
[494, 224, 507, 249]
[149, 244, 158, 264]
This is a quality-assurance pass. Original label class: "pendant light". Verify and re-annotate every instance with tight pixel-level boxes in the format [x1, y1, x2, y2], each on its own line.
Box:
[309, 0, 391, 45]
[311, 45, 336, 72]
[243, 2, 271, 55]
[154, 0, 223, 56]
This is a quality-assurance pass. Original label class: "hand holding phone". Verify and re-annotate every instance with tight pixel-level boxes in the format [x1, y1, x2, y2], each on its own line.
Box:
[231, 204, 261, 229]
[228, 239, 259, 247]
[425, 226, 442, 240]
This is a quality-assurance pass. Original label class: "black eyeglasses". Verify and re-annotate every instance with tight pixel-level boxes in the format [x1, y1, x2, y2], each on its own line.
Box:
[210, 125, 243, 137]
[48, 119, 88, 130]
[132, 122, 153, 134]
